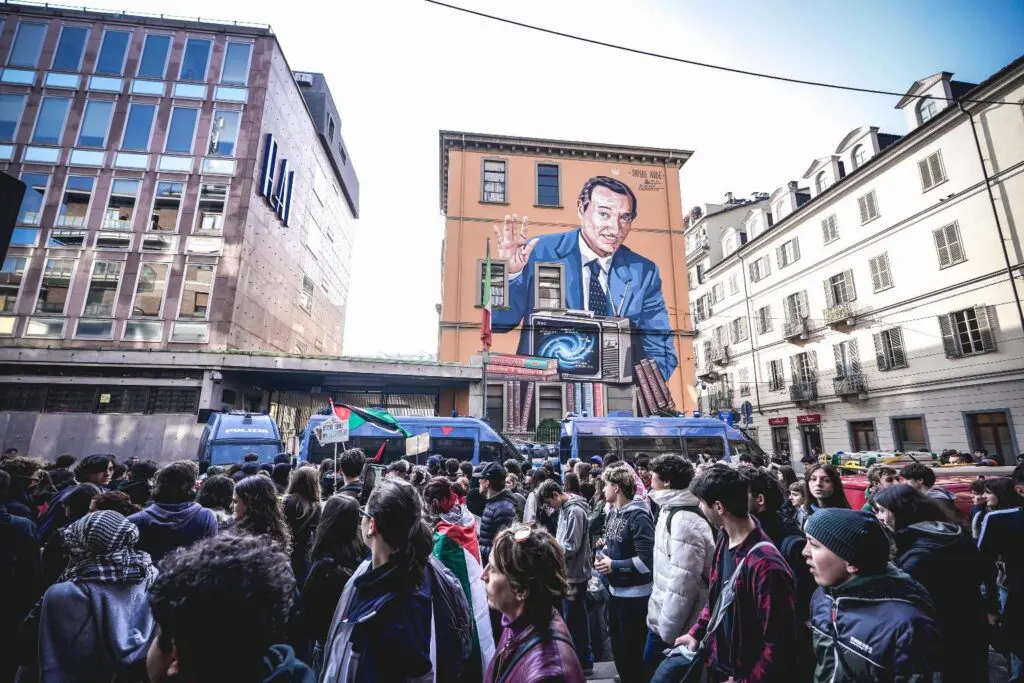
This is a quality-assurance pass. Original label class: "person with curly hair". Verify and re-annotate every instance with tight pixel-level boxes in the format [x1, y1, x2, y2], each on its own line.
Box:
[0, 456, 46, 521]
[197, 474, 235, 530]
[233, 475, 292, 553]
[146, 533, 314, 682]
[89, 490, 141, 516]
[128, 461, 218, 565]
[284, 467, 322, 583]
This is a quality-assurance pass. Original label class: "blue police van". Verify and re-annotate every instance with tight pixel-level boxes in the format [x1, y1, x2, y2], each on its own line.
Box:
[299, 414, 522, 466]
[197, 411, 284, 469]
[559, 416, 764, 464]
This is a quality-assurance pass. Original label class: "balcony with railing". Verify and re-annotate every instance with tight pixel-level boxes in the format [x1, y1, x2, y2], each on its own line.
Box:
[824, 301, 858, 328]
[833, 373, 867, 397]
[697, 364, 719, 381]
[790, 380, 818, 404]
[709, 343, 731, 366]
[687, 234, 710, 262]
[782, 316, 810, 342]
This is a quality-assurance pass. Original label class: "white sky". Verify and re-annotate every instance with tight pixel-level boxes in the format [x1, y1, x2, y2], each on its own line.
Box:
[70, 0, 1017, 358]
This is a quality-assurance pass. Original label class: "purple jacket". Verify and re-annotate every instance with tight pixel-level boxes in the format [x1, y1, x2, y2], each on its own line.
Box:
[486, 610, 585, 683]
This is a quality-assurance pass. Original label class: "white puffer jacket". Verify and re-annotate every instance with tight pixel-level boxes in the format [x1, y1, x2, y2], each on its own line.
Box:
[646, 487, 716, 644]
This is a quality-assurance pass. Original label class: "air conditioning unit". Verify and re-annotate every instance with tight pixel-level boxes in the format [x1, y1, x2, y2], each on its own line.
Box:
[527, 310, 634, 384]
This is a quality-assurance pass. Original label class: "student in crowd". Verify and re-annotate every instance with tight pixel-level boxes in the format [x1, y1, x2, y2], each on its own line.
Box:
[119, 459, 158, 508]
[37, 454, 114, 538]
[654, 466, 798, 683]
[423, 476, 495, 681]
[789, 481, 810, 529]
[386, 459, 412, 481]
[0, 456, 45, 521]
[90, 490, 141, 516]
[38, 482, 102, 592]
[643, 454, 714, 678]
[594, 463, 655, 683]
[445, 458, 461, 481]
[900, 463, 958, 518]
[197, 474, 236, 530]
[147, 533, 314, 683]
[483, 525, 586, 683]
[873, 483, 988, 681]
[563, 472, 582, 496]
[506, 472, 527, 520]
[318, 459, 337, 498]
[984, 475, 1024, 513]
[968, 477, 987, 539]
[284, 467, 322, 584]
[537, 478, 594, 675]
[523, 467, 549, 524]
[291, 494, 365, 673]
[804, 508, 943, 682]
[426, 455, 443, 477]
[128, 461, 218, 565]
[320, 479, 436, 682]
[860, 464, 900, 513]
[805, 463, 851, 517]
[39, 510, 157, 682]
[979, 465, 1024, 682]
[271, 462, 292, 495]
[335, 447, 366, 500]
[0, 469, 39, 682]
[477, 461, 519, 566]
[233, 475, 293, 553]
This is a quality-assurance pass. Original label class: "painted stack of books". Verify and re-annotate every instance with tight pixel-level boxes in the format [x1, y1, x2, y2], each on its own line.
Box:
[565, 382, 606, 419]
[486, 354, 559, 432]
[634, 359, 676, 417]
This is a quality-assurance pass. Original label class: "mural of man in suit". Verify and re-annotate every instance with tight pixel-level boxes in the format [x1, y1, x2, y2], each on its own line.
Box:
[490, 175, 678, 381]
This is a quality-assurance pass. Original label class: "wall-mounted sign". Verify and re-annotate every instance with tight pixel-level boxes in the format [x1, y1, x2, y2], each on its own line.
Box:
[717, 410, 734, 425]
[797, 414, 822, 425]
[259, 133, 295, 226]
[768, 417, 789, 426]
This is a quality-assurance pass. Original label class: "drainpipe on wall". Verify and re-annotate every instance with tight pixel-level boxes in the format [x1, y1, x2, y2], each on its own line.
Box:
[958, 102, 1024, 334]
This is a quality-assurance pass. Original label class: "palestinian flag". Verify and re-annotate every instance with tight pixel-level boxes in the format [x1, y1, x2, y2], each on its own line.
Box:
[433, 507, 494, 679]
[330, 402, 409, 436]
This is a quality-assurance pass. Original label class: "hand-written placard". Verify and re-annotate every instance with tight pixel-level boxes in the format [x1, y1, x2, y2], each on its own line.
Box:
[314, 415, 349, 446]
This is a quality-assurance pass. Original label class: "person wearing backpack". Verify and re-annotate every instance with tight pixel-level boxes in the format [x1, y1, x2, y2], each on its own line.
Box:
[483, 524, 585, 683]
[643, 454, 715, 678]
[652, 466, 798, 683]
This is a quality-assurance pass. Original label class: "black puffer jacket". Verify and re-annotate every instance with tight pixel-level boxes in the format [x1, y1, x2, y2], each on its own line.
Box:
[478, 489, 517, 565]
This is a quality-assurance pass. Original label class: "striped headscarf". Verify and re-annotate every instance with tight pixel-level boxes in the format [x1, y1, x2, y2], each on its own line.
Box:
[60, 510, 157, 585]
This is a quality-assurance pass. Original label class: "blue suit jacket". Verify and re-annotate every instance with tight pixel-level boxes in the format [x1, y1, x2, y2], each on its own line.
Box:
[491, 228, 678, 381]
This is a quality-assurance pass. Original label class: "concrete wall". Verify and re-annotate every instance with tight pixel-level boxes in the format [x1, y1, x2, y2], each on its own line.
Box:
[0, 411, 204, 464]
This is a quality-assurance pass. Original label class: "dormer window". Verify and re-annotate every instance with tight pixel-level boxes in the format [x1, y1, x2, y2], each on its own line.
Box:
[815, 171, 828, 195]
[851, 145, 867, 170]
[918, 97, 938, 124]
[774, 202, 784, 222]
[722, 233, 737, 256]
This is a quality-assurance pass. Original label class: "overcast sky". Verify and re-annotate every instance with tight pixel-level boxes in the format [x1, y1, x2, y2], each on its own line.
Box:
[75, 0, 1024, 357]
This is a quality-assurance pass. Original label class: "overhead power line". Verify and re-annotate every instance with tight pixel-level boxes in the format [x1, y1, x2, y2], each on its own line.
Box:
[424, 0, 1018, 106]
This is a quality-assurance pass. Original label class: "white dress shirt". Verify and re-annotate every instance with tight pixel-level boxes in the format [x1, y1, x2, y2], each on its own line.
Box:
[579, 233, 613, 311]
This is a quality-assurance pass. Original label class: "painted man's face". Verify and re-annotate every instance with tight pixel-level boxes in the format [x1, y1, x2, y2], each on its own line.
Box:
[578, 185, 634, 257]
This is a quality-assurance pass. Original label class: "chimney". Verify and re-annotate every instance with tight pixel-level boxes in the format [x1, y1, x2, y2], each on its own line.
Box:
[787, 180, 798, 190]
[724, 191, 734, 204]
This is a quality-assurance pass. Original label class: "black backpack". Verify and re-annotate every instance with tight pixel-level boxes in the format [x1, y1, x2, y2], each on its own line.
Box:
[426, 556, 473, 681]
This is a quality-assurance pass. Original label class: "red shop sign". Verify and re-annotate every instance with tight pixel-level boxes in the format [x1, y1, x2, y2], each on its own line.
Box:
[797, 414, 822, 425]
[768, 417, 789, 426]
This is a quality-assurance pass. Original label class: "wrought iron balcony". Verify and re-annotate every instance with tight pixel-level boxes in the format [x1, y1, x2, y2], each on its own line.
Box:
[790, 381, 818, 403]
[782, 317, 810, 342]
[709, 343, 731, 366]
[833, 373, 867, 397]
[697, 364, 719, 381]
[824, 301, 858, 328]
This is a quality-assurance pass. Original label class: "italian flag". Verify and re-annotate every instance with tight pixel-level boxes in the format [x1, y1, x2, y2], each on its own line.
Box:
[433, 508, 495, 680]
[481, 240, 492, 350]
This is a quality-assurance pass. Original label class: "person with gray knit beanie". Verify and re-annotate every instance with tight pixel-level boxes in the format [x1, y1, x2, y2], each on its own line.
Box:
[803, 508, 943, 682]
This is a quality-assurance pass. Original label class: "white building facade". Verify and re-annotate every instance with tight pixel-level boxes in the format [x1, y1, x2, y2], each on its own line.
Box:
[686, 59, 1024, 464]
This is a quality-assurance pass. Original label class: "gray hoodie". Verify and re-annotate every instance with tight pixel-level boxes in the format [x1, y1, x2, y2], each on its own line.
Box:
[556, 494, 593, 584]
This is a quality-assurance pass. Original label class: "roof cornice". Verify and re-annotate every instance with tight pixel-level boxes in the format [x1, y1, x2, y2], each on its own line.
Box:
[438, 130, 692, 215]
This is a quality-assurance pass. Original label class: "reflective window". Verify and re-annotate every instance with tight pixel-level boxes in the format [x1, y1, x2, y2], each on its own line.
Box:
[32, 96, 72, 145]
[207, 110, 240, 156]
[10, 228, 40, 246]
[95, 30, 131, 75]
[36, 258, 76, 314]
[104, 179, 141, 230]
[178, 264, 214, 319]
[18, 173, 49, 225]
[121, 103, 156, 150]
[52, 26, 89, 71]
[57, 175, 95, 228]
[95, 232, 131, 250]
[1, 257, 28, 313]
[77, 99, 114, 147]
[220, 42, 251, 84]
[132, 263, 169, 317]
[179, 38, 212, 82]
[46, 229, 86, 249]
[138, 34, 171, 78]
[195, 183, 227, 234]
[165, 107, 198, 153]
[0, 93, 26, 142]
[9, 22, 47, 68]
[82, 260, 122, 316]
[150, 181, 184, 231]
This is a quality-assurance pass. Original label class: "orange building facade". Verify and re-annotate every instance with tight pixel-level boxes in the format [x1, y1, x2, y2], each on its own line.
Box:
[438, 131, 695, 433]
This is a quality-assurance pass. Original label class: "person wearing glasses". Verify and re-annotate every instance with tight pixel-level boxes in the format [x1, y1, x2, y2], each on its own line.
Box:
[483, 524, 586, 683]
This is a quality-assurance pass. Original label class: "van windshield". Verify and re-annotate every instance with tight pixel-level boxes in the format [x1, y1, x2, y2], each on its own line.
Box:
[210, 442, 280, 466]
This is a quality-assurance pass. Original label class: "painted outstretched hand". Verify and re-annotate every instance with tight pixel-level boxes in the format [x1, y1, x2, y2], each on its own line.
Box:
[492, 214, 539, 276]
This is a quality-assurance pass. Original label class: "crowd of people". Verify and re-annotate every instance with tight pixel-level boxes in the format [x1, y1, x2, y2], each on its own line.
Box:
[1, 443, 1023, 682]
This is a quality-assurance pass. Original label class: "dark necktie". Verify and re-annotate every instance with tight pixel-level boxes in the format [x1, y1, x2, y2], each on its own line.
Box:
[587, 260, 608, 314]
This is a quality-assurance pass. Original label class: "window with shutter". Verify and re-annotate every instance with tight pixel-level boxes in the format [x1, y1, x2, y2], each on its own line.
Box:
[918, 158, 934, 190]
[975, 305, 997, 352]
[858, 191, 879, 224]
[867, 192, 878, 219]
[873, 332, 887, 370]
[844, 269, 856, 301]
[934, 222, 966, 268]
[919, 151, 946, 191]
[869, 253, 893, 292]
[822, 215, 839, 244]
[888, 327, 907, 368]
[833, 344, 844, 378]
[858, 196, 869, 223]
[938, 313, 960, 358]
[798, 290, 810, 318]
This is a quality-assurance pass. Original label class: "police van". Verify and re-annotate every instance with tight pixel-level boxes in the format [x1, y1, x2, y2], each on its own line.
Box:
[197, 411, 284, 469]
